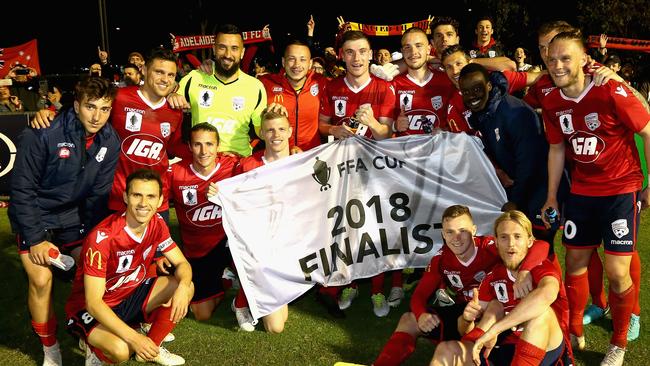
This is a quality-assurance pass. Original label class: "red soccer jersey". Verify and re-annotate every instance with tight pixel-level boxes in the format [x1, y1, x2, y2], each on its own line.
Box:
[170, 157, 241, 258]
[391, 71, 453, 135]
[541, 80, 648, 196]
[65, 212, 177, 316]
[524, 74, 556, 109]
[239, 150, 266, 172]
[320, 75, 396, 139]
[445, 90, 475, 133]
[411, 238, 550, 321]
[108, 86, 183, 211]
[260, 71, 326, 150]
[478, 258, 569, 343]
[410, 236, 499, 320]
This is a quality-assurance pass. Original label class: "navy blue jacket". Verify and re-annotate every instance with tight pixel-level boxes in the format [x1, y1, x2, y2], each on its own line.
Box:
[9, 107, 120, 247]
[468, 72, 549, 212]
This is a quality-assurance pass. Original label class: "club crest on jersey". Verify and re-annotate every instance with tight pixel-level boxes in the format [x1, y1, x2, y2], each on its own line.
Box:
[584, 113, 600, 131]
[335, 99, 347, 117]
[400, 93, 413, 111]
[611, 219, 629, 239]
[116, 254, 133, 274]
[199, 89, 214, 107]
[160, 122, 171, 138]
[431, 95, 443, 110]
[94, 147, 107, 162]
[494, 282, 509, 303]
[182, 188, 198, 206]
[58, 147, 70, 159]
[310, 84, 319, 96]
[559, 113, 574, 134]
[125, 112, 143, 132]
[469, 50, 478, 58]
[474, 271, 486, 283]
[488, 50, 496, 58]
[232, 96, 245, 111]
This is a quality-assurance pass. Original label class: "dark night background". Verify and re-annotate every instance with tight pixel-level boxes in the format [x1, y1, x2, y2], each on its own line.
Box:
[2, 2, 648, 77]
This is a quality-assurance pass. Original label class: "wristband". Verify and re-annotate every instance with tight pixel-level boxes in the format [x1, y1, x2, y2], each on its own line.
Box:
[461, 327, 485, 343]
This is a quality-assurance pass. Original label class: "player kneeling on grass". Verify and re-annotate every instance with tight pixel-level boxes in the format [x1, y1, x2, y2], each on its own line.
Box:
[170, 122, 241, 322]
[431, 210, 571, 366]
[65, 170, 194, 366]
[372, 205, 549, 366]
[208, 109, 292, 333]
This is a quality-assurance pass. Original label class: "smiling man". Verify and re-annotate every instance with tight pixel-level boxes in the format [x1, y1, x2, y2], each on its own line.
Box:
[9, 77, 120, 366]
[540, 30, 650, 366]
[458, 63, 561, 248]
[259, 40, 327, 151]
[169, 24, 267, 157]
[65, 169, 193, 366]
[373, 205, 548, 366]
[170, 123, 241, 323]
[432, 211, 570, 366]
[319, 30, 395, 141]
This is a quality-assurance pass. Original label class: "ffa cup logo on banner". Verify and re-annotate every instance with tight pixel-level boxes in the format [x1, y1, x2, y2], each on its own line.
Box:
[310, 84, 319, 96]
[160, 122, 171, 138]
[199, 89, 214, 107]
[232, 96, 245, 111]
[611, 219, 629, 239]
[559, 114, 574, 134]
[311, 157, 331, 191]
[182, 188, 198, 206]
[584, 113, 600, 131]
[431, 95, 442, 110]
[125, 112, 142, 132]
[335, 99, 346, 117]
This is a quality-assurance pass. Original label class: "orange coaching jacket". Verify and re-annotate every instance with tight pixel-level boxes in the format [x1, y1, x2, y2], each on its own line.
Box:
[259, 71, 327, 150]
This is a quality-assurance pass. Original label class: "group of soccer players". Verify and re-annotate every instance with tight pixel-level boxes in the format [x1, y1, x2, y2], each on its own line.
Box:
[8, 15, 650, 366]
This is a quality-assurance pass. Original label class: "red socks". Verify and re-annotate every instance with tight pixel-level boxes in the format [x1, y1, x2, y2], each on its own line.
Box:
[587, 252, 608, 309]
[609, 285, 634, 348]
[371, 273, 385, 294]
[630, 251, 641, 315]
[31, 316, 57, 346]
[146, 306, 177, 346]
[512, 338, 546, 366]
[235, 288, 249, 308]
[391, 271, 403, 288]
[374, 332, 416, 366]
[565, 272, 589, 336]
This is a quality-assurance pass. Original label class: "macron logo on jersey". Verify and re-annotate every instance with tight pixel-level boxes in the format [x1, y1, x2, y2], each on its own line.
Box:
[96, 231, 108, 243]
[615, 86, 628, 97]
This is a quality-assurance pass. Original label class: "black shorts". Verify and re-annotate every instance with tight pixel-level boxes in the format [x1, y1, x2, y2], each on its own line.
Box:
[480, 338, 566, 366]
[562, 191, 640, 254]
[188, 240, 230, 304]
[17, 226, 84, 254]
[423, 303, 465, 342]
[66, 277, 156, 341]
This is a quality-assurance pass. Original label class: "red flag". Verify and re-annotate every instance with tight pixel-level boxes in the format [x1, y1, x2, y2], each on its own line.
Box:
[0, 39, 41, 78]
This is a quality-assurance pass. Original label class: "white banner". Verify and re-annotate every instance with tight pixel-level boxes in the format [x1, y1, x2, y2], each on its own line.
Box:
[213, 133, 507, 320]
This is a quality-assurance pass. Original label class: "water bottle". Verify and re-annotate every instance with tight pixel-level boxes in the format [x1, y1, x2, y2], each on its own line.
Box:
[544, 207, 559, 230]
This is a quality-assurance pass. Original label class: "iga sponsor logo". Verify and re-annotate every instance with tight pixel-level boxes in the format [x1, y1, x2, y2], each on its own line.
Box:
[187, 202, 222, 227]
[106, 264, 146, 291]
[121, 134, 165, 165]
[569, 131, 605, 163]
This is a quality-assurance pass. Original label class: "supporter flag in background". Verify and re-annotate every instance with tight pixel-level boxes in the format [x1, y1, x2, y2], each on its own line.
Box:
[0, 40, 41, 78]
